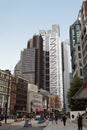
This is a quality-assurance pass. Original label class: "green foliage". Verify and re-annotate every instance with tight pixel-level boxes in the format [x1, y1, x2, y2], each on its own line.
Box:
[67, 75, 83, 110]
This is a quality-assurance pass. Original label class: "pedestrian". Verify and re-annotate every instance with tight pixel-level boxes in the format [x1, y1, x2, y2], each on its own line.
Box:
[29, 113, 31, 122]
[51, 112, 54, 123]
[24, 118, 29, 127]
[62, 114, 67, 126]
[77, 113, 83, 130]
[55, 111, 58, 124]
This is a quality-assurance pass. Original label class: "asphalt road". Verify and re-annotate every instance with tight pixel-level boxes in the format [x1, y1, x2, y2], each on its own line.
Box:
[0, 120, 46, 130]
[0, 124, 44, 130]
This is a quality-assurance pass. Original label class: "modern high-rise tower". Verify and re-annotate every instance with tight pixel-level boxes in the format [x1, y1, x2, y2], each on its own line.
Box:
[39, 30, 50, 91]
[62, 40, 72, 112]
[14, 35, 44, 90]
[40, 25, 63, 107]
[70, 20, 83, 80]
[78, 0, 87, 83]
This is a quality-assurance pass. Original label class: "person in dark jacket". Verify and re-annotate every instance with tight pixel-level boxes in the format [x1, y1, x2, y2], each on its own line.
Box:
[50, 112, 54, 123]
[62, 114, 67, 126]
[77, 113, 83, 130]
[55, 111, 58, 124]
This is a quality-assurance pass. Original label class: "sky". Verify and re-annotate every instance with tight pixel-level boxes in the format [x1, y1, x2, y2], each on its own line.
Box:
[0, 0, 83, 72]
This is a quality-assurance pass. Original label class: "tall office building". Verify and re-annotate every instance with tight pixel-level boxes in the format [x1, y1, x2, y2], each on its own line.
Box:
[62, 41, 71, 112]
[39, 30, 49, 91]
[14, 35, 44, 90]
[69, 20, 83, 80]
[78, 0, 87, 83]
[40, 25, 63, 108]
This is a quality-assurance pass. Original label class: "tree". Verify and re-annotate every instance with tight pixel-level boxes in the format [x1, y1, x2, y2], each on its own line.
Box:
[55, 95, 61, 108]
[67, 75, 83, 110]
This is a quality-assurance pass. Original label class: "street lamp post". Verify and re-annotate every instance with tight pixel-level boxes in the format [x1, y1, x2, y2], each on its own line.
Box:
[5, 71, 11, 124]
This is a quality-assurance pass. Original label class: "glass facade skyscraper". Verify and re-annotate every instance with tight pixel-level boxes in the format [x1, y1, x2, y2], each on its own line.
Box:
[40, 25, 63, 107]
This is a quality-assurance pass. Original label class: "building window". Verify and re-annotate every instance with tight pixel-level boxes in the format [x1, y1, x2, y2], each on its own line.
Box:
[80, 69, 83, 76]
[79, 61, 82, 66]
[78, 46, 81, 51]
[85, 45, 87, 51]
[84, 35, 87, 42]
[78, 53, 81, 58]
[0, 94, 3, 100]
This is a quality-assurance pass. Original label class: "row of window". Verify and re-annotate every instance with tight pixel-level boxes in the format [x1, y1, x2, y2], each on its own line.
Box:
[0, 86, 10, 93]
[83, 64, 87, 83]
[0, 94, 8, 101]
[80, 69, 83, 76]
[82, 35, 87, 49]
[33, 94, 42, 99]
[33, 100, 42, 104]
[0, 79, 8, 86]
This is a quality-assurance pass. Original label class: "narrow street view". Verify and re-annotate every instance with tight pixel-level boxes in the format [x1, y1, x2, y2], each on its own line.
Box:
[0, 0, 87, 130]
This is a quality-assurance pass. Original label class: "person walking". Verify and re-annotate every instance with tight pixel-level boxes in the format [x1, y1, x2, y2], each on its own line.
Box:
[77, 113, 83, 130]
[55, 111, 58, 124]
[50, 112, 54, 123]
[62, 114, 67, 126]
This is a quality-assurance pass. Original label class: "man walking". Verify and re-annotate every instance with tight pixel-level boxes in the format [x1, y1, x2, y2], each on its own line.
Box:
[77, 113, 83, 130]
[55, 111, 58, 124]
[62, 114, 67, 126]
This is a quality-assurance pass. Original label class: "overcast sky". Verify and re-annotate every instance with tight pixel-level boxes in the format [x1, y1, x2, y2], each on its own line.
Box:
[0, 0, 83, 72]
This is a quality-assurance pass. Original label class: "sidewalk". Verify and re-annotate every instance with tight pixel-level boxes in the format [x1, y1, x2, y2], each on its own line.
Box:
[1, 118, 26, 125]
[43, 119, 87, 130]
[2, 119, 14, 124]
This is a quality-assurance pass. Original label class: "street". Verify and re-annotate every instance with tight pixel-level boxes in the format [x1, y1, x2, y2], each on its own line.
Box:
[0, 118, 87, 130]
[0, 121, 44, 130]
[44, 119, 87, 130]
[0, 119, 47, 130]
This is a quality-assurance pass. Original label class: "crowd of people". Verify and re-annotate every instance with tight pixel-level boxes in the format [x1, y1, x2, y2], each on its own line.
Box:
[49, 111, 67, 125]
[49, 111, 83, 130]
